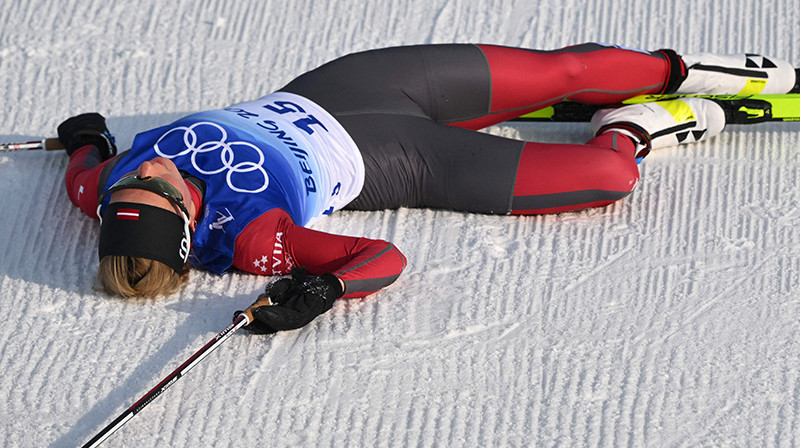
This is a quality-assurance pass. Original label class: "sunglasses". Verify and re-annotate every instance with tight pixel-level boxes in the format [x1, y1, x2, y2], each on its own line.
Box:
[98, 174, 190, 218]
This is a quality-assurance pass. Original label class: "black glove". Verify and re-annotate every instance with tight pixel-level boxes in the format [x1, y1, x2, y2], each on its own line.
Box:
[57, 112, 117, 160]
[239, 267, 344, 334]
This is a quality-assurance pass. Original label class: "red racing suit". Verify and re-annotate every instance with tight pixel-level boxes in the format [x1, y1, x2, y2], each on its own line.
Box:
[66, 43, 682, 298]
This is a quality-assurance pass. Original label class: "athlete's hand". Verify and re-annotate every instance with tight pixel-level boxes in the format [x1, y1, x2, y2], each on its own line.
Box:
[57, 112, 117, 160]
[235, 267, 344, 334]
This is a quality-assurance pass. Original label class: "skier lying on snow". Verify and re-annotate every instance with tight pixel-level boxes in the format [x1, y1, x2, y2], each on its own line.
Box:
[59, 43, 798, 333]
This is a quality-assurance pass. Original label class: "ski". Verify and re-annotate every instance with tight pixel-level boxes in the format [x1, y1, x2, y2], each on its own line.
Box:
[513, 93, 800, 124]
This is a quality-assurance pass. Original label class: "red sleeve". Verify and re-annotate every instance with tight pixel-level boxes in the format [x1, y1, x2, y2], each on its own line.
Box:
[233, 209, 406, 298]
[64, 144, 111, 220]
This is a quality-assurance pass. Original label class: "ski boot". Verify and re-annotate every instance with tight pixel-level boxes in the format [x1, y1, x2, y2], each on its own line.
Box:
[591, 98, 726, 160]
[675, 52, 797, 95]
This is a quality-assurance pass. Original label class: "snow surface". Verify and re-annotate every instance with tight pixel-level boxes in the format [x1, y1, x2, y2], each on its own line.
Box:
[1, 0, 799, 446]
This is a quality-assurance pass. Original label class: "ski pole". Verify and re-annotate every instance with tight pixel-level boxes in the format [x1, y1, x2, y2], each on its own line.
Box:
[81, 311, 256, 447]
[0, 138, 63, 152]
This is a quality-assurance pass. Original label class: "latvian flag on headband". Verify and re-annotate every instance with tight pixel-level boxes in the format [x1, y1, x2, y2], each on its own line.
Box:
[116, 208, 140, 221]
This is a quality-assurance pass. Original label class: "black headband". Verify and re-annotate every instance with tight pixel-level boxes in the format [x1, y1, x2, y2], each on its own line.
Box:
[98, 202, 191, 275]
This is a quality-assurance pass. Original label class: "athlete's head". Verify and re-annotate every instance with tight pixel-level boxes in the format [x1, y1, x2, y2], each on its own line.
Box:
[96, 157, 196, 297]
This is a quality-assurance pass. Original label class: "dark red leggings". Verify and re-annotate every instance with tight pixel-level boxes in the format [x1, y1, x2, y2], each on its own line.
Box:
[282, 43, 675, 214]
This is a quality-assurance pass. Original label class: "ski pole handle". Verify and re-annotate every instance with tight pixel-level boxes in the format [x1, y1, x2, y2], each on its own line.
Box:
[0, 138, 63, 152]
[44, 138, 64, 150]
[237, 294, 276, 324]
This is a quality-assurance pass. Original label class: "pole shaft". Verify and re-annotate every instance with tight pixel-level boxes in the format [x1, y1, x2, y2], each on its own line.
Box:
[0, 138, 63, 152]
[81, 314, 250, 448]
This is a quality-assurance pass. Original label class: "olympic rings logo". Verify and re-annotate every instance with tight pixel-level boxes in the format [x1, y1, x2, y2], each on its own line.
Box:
[154, 121, 269, 193]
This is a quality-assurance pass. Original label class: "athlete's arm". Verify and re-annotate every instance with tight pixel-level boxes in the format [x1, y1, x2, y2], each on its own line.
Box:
[65, 145, 109, 219]
[233, 209, 406, 299]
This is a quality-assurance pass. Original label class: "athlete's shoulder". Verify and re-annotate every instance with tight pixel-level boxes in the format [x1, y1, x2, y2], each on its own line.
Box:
[233, 208, 297, 275]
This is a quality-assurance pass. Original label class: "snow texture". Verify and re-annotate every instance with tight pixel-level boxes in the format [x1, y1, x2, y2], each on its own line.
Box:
[1, 0, 799, 447]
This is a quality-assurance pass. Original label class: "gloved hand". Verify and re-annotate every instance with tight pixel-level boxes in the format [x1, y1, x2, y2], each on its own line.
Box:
[236, 267, 344, 334]
[57, 112, 117, 160]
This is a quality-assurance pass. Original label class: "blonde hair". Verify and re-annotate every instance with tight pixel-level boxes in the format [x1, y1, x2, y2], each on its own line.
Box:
[98, 256, 189, 297]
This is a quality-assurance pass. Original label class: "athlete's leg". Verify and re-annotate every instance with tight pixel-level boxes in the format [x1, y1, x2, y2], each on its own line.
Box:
[282, 43, 682, 131]
[341, 114, 640, 215]
[510, 95, 735, 214]
[510, 133, 639, 215]
[450, 43, 684, 130]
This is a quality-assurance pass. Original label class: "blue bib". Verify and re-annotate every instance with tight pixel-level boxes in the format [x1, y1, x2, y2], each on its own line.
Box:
[102, 94, 364, 273]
